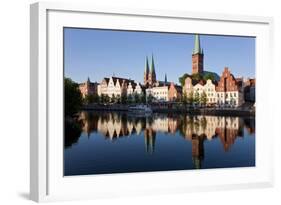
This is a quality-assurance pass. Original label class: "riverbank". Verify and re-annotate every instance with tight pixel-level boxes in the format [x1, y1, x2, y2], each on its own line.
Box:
[82, 103, 255, 117]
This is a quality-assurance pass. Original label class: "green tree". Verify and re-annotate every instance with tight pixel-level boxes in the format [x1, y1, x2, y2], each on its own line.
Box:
[147, 94, 154, 104]
[111, 94, 116, 103]
[175, 95, 181, 102]
[203, 73, 215, 81]
[127, 94, 133, 104]
[134, 93, 140, 103]
[121, 94, 127, 104]
[200, 91, 207, 106]
[116, 94, 121, 104]
[182, 91, 188, 105]
[192, 73, 203, 81]
[187, 91, 194, 105]
[194, 91, 200, 105]
[84, 93, 100, 104]
[104, 95, 110, 104]
[84, 94, 94, 104]
[100, 94, 105, 104]
[93, 93, 100, 103]
[179, 73, 191, 87]
[140, 93, 146, 104]
[64, 77, 83, 116]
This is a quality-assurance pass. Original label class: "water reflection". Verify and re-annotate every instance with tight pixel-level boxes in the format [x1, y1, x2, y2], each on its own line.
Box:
[64, 111, 255, 175]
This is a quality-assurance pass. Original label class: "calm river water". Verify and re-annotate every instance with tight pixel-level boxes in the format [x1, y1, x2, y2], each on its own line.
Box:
[64, 111, 255, 176]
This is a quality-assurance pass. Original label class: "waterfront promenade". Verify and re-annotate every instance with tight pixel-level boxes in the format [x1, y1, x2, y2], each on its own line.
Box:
[82, 103, 255, 117]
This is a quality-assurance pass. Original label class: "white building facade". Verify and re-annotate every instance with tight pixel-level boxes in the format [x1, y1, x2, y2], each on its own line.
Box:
[146, 86, 169, 102]
[99, 76, 142, 98]
[204, 79, 217, 104]
[184, 77, 217, 105]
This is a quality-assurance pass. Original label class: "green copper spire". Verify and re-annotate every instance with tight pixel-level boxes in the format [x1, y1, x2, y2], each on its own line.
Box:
[193, 34, 202, 55]
[164, 73, 167, 84]
[150, 54, 155, 73]
[145, 56, 150, 74]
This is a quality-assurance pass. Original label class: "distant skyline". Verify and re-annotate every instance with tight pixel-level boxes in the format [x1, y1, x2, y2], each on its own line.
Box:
[64, 28, 255, 84]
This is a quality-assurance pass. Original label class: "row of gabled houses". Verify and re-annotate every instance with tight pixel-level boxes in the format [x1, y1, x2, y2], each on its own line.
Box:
[79, 75, 182, 101]
[79, 76, 144, 98]
[79, 75, 184, 102]
[78, 68, 251, 107]
[78, 34, 255, 107]
[183, 67, 246, 107]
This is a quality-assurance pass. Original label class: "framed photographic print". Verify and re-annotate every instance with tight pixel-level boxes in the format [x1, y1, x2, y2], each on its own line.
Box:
[30, 2, 274, 202]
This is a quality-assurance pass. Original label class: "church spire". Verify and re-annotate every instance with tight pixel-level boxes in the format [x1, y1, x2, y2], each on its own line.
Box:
[150, 54, 155, 74]
[193, 34, 202, 55]
[145, 56, 150, 74]
[144, 56, 150, 85]
[146, 54, 156, 86]
[164, 73, 167, 85]
[191, 34, 204, 74]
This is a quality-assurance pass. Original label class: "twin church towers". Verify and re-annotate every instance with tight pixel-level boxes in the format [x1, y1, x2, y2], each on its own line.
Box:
[143, 34, 204, 86]
[143, 55, 157, 87]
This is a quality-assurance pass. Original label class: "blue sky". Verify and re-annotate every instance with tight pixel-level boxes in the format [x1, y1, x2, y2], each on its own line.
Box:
[64, 28, 255, 84]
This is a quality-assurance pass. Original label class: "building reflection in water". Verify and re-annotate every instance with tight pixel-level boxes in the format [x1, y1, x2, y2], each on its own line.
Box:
[65, 111, 255, 169]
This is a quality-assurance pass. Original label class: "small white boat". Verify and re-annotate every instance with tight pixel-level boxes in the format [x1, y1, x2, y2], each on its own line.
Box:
[128, 104, 152, 114]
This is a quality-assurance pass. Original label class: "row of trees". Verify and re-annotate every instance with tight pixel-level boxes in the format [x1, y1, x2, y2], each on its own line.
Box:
[181, 90, 207, 106]
[179, 73, 216, 87]
[83, 93, 147, 105]
[83, 91, 208, 106]
[64, 78, 83, 116]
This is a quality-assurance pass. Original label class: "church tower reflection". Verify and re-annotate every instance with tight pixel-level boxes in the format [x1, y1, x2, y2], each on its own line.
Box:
[191, 134, 205, 169]
[144, 128, 156, 154]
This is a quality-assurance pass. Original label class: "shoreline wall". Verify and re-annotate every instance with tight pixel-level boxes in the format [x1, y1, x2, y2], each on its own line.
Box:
[82, 104, 255, 117]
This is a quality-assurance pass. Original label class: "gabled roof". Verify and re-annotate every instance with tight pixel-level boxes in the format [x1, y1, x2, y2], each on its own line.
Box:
[79, 79, 99, 86]
[103, 76, 136, 87]
[170, 83, 182, 92]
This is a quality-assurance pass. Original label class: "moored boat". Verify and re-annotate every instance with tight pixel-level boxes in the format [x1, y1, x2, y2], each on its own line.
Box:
[128, 104, 152, 114]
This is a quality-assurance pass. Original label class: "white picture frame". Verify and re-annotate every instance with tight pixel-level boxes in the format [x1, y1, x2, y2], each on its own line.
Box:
[30, 2, 274, 202]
